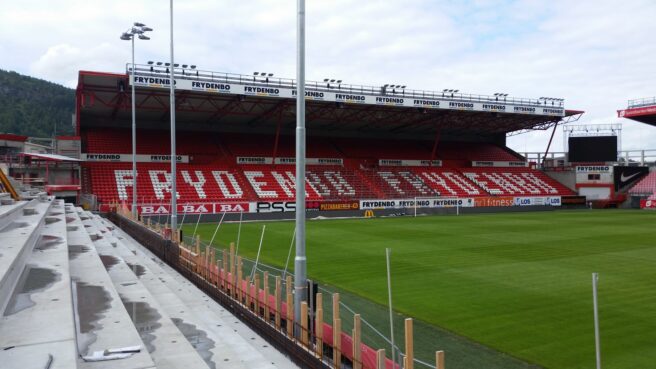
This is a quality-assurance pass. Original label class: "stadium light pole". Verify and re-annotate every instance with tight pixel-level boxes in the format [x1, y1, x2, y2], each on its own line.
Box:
[120, 23, 152, 218]
[592, 273, 602, 369]
[386, 248, 396, 366]
[293, 0, 307, 337]
[169, 0, 178, 234]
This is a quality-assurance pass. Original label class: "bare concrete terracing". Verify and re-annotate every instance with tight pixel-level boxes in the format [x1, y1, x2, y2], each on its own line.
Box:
[94, 214, 298, 369]
[0, 199, 28, 228]
[0, 199, 77, 369]
[67, 205, 156, 369]
[0, 198, 52, 311]
[0, 199, 299, 369]
[81, 212, 210, 369]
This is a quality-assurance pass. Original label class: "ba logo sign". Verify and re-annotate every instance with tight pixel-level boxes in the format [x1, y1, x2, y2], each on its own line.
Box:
[180, 204, 210, 214]
[216, 204, 247, 213]
[140, 205, 169, 214]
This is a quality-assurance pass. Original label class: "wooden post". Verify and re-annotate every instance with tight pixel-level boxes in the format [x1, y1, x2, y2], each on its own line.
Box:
[333, 318, 341, 369]
[376, 349, 386, 369]
[275, 276, 282, 329]
[204, 246, 210, 279]
[332, 296, 342, 369]
[237, 256, 243, 303]
[214, 260, 221, 287]
[222, 250, 228, 290]
[301, 301, 309, 347]
[229, 242, 235, 297]
[405, 318, 413, 369]
[286, 275, 293, 336]
[245, 276, 252, 310]
[435, 350, 445, 369]
[194, 239, 200, 273]
[254, 273, 261, 316]
[353, 314, 361, 369]
[315, 292, 323, 357]
[264, 271, 270, 321]
[210, 249, 216, 283]
[332, 293, 340, 327]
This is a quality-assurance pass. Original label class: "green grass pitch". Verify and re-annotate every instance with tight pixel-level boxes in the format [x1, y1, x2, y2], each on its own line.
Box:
[183, 210, 656, 369]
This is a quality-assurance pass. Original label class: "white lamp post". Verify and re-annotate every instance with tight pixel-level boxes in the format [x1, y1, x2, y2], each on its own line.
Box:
[120, 23, 152, 218]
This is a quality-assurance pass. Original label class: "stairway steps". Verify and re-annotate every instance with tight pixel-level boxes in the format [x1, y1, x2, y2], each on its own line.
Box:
[100, 217, 297, 369]
[82, 213, 210, 369]
[0, 199, 78, 369]
[67, 207, 156, 369]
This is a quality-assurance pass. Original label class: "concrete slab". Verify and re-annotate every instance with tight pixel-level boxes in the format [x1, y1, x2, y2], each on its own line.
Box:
[0, 200, 78, 369]
[0, 198, 51, 315]
[0, 200, 28, 230]
[67, 206, 155, 369]
[0, 339, 77, 369]
[88, 217, 210, 369]
[93, 217, 251, 369]
[103, 217, 299, 369]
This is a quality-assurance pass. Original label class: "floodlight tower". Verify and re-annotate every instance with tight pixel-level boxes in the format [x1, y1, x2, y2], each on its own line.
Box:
[169, 0, 178, 233]
[294, 0, 308, 337]
[120, 23, 153, 218]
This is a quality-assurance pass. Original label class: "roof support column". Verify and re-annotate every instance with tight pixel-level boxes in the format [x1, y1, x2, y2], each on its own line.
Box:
[429, 127, 441, 166]
[272, 110, 282, 165]
[541, 121, 558, 168]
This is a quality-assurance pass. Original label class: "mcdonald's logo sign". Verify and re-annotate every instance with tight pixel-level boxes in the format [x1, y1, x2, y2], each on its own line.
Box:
[364, 210, 374, 218]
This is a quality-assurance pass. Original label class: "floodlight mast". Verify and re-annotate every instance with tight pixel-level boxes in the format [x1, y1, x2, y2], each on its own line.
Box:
[293, 0, 307, 338]
[169, 0, 178, 233]
[120, 22, 151, 218]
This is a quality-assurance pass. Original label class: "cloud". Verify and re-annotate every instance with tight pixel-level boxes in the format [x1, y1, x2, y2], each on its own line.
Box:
[31, 43, 125, 87]
[1, 0, 655, 153]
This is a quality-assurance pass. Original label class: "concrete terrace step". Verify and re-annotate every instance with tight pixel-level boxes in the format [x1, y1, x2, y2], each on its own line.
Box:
[96, 215, 291, 369]
[0, 197, 52, 314]
[0, 199, 26, 226]
[66, 206, 156, 369]
[0, 199, 77, 369]
[99, 217, 298, 369]
[81, 212, 210, 369]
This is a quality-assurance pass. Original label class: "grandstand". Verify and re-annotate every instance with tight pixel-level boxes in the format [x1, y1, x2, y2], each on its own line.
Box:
[76, 66, 580, 214]
[82, 129, 572, 205]
[618, 98, 656, 207]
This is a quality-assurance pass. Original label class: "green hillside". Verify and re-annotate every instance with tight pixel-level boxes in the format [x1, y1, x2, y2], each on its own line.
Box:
[0, 69, 74, 137]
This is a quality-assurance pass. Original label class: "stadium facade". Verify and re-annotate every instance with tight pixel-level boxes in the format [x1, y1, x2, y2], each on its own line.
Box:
[73, 64, 593, 217]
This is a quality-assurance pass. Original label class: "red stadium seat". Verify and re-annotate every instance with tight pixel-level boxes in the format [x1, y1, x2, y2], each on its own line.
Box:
[628, 171, 656, 199]
[82, 130, 574, 206]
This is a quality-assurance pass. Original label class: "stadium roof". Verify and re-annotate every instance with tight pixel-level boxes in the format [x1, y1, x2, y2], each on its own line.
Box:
[0, 133, 28, 142]
[76, 70, 583, 136]
[618, 97, 656, 126]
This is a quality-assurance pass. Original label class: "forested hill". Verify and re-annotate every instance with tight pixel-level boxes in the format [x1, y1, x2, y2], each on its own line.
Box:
[0, 69, 75, 137]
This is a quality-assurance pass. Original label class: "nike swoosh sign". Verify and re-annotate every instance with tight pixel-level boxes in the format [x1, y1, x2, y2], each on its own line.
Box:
[621, 172, 641, 182]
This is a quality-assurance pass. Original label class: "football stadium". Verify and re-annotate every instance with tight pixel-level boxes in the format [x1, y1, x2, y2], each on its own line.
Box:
[1, 2, 656, 369]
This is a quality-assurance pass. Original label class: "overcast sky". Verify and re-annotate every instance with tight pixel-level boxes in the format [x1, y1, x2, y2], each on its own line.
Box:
[1, 0, 655, 153]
